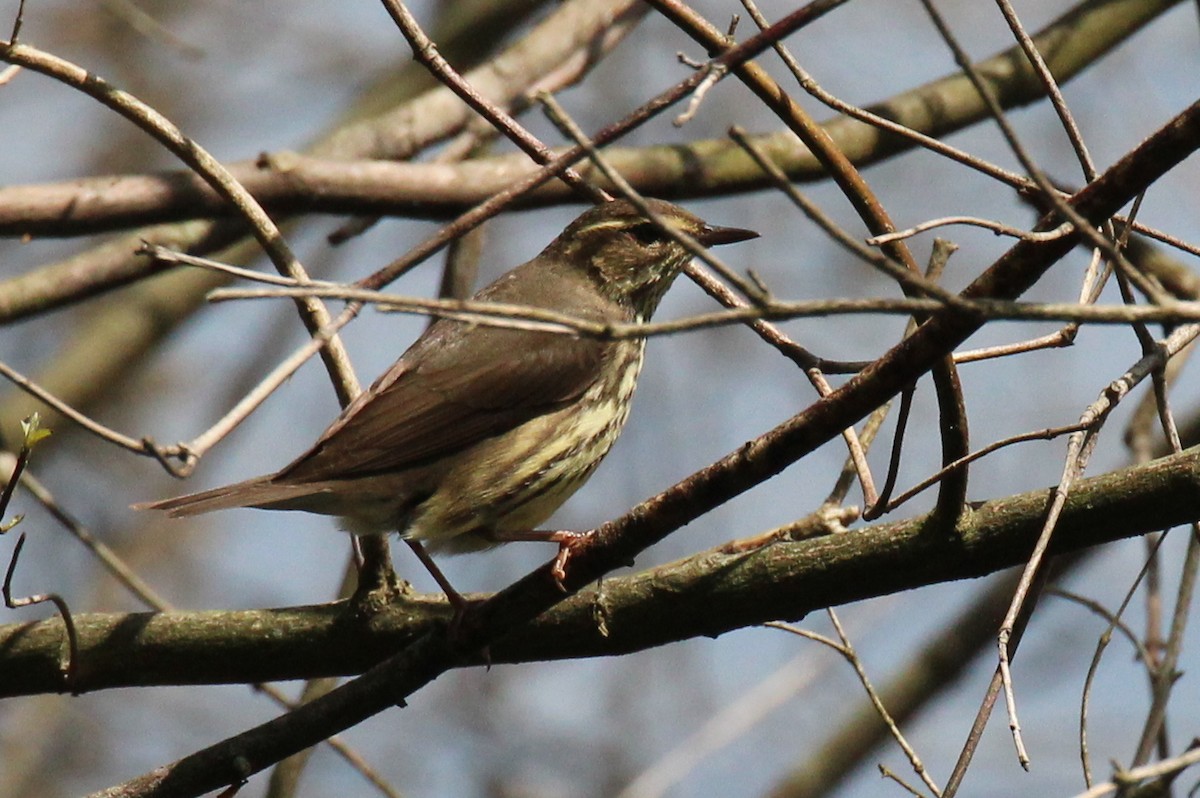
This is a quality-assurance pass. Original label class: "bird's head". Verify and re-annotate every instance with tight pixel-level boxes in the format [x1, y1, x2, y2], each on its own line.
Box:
[549, 199, 758, 319]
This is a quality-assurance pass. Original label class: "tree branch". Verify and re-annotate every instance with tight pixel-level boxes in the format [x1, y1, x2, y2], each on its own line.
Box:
[5, 446, 1198, 697]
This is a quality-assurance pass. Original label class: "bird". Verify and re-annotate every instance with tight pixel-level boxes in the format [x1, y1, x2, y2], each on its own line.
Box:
[136, 199, 757, 601]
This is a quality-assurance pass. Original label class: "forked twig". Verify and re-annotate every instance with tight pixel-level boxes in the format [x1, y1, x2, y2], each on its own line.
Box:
[1, 414, 78, 687]
[3, 533, 78, 686]
[769, 613, 942, 797]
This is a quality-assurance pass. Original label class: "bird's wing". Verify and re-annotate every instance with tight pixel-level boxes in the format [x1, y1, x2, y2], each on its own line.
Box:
[277, 321, 611, 483]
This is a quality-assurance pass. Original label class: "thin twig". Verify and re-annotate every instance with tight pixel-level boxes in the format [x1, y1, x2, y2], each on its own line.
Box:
[673, 14, 737, 127]
[1068, 745, 1200, 798]
[1051, 542, 1165, 786]
[1132, 524, 1200, 765]
[3, 533, 79, 686]
[770, 615, 942, 796]
[140, 244, 342, 288]
[185, 305, 359, 460]
[11, 456, 167, 608]
[868, 216, 1075, 246]
[1, 415, 77, 687]
[992, 0, 1098, 182]
[879, 422, 1091, 513]
[953, 330, 1075, 364]
[878, 765, 930, 798]
[810, 369, 878, 508]
[8, 0, 24, 43]
[345, 1, 857, 305]
[0, 360, 192, 469]
[211, 282, 1200, 333]
[864, 386, 915, 520]
[380, 0, 605, 205]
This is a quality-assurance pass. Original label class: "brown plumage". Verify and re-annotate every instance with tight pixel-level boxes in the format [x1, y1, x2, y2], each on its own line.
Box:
[136, 199, 757, 561]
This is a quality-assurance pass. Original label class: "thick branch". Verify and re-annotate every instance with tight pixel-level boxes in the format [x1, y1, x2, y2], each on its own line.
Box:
[4, 446, 1198, 697]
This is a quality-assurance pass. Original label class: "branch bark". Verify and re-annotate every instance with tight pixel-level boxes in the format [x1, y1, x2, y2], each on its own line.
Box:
[5, 446, 1198, 697]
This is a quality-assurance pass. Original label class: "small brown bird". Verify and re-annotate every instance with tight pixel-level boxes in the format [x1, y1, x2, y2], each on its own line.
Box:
[137, 199, 756, 594]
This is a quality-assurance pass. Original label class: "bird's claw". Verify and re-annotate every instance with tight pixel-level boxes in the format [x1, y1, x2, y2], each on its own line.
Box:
[550, 530, 591, 590]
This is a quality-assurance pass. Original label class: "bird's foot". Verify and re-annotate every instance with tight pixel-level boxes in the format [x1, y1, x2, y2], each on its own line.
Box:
[480, 528, 594, 590]
[546, 530, 591, 591]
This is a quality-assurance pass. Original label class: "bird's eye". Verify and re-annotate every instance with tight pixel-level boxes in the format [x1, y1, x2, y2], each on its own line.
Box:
[627, 223, 663, 246]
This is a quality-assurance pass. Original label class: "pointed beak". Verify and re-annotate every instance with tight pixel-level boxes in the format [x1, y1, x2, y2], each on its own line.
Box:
[695, 223, 759, 247]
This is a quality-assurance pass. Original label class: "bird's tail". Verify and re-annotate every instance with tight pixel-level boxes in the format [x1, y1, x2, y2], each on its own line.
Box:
[131, 477, 317, 518]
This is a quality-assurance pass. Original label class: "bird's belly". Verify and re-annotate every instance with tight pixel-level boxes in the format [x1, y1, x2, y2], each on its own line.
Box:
[410, 356, 642, 552]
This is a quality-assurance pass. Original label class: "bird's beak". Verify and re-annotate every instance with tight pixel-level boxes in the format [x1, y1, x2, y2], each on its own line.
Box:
[696, 224, 759, 247]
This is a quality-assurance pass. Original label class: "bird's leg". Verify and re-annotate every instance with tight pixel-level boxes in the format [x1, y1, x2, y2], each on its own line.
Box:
[484, 529, 592, 590]
[347, 535, 403, 618]
[404, 539, 469, 620]
[354, 534, 399, 600]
